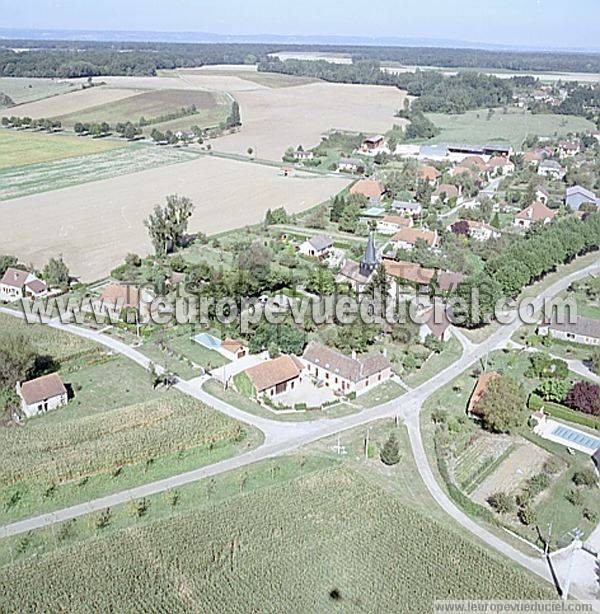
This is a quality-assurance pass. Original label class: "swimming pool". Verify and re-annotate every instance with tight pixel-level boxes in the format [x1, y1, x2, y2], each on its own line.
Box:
[193, 332, 221, 349]
[551, 424, 600, 452]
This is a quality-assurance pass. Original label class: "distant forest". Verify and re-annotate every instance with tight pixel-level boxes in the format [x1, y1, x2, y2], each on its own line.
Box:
[1, 39, 600, 78]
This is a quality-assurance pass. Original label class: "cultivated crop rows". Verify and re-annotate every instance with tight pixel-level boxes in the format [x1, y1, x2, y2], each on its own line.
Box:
[0, 468, 552, 612]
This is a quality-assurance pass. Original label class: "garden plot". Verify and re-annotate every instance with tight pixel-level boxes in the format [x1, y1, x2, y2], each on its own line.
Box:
[471, 440, 552, 506]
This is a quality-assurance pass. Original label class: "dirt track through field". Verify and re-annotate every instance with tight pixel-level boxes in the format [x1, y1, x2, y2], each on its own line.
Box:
[0, 155, 349, 280]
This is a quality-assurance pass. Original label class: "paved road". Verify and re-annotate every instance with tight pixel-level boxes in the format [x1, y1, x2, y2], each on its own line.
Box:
[1, 260, 598, 598]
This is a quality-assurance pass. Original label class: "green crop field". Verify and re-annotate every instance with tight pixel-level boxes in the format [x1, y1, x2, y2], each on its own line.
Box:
[55, 88, 222, 126]
[425, 108, 595, 148]
[0, 467, 553, 612]
[0, 142, 200, 200]
[0, 77, 78, 106]
[0, 314, 253, 523]
[0, 128, 124, 170]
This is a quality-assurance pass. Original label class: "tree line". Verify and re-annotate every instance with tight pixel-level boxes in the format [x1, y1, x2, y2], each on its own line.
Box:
[2, 39, 600, 78]
[455, 212, 600, 327]
[258, 58, 514, 114]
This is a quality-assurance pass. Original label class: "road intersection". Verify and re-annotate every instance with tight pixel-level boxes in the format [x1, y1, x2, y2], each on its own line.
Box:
[0, 259, 598, 600]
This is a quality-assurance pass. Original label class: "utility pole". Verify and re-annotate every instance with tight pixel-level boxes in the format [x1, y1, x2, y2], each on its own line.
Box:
[562, 539, 581, 602]
[364, 428, 370, 461]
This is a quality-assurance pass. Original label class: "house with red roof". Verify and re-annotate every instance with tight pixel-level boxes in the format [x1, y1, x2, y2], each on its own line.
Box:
[0, 267, 47, 302]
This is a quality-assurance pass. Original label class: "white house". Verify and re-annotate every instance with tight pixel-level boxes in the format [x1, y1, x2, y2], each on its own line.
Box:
[294, 149, 314, 161]
[376, 214, 413, 235]
[535, 186, 550, 205]
[302, 341, 391, 396]
[417, 306, 453, 342]
[452, 219, 500, 241]
[0, 267, 47, 302]
[391, 200, 422, 216]
[486, 156, 515, 177]
[538, 159, 565, 180]
[513, 201, 557, 229]
[538, 315, 600, 347]
[16, 373, 68, 418]
[557, 140, 580, 158]
[391, 227, 438, 251]
[298, 234, 333, 258]
[338, 157, 363, 173]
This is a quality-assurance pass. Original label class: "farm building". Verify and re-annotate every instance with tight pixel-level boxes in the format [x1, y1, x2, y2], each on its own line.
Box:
[16, 373, 68, 418]
[538, 315, 600, 347]
[361, 134, 386, 151]
[565, 185, 598, 211]
[294, 149, 314, 161]
[244, 355, 303, 398]
[467, 372, 500, 418]
[302, 341, 391, 396]
[0, 267, 47, 302]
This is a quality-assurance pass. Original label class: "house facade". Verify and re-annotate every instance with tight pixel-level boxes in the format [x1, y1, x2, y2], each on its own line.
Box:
[16, 373, 68, 418]
[298, 234, 333, 258]
[377, 215, 413, 235]
[538, 315, 600, 346]
[302, 341, 391, 396]
[0, 267, 48, 302]
[391, 227, 438, 251]
[537, 160, 565, 179]
[513, 201, 557, 229]
[565, 185, 598, 211]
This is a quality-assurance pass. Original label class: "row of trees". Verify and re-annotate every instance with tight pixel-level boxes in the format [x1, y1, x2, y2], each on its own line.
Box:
[455, 213, 600, 326]
[1, 116, 61, 131]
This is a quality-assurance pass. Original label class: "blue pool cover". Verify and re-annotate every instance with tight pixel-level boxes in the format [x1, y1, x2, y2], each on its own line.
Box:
[551, 425, 600, 451]
[193, 333, 221, 349]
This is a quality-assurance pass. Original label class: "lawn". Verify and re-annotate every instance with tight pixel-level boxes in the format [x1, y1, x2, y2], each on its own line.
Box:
[0, 77, 78, 105]
[0, 464, 553, 612]
[425, 108, 595, 149]
[404, 337, 463, 387]
[0, 141, 200, 200]
[0, 128, 124, 170]
[56, 89, 222, 127]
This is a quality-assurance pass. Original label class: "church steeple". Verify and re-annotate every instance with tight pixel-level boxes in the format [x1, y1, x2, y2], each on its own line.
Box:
[360, 232, 378, 277]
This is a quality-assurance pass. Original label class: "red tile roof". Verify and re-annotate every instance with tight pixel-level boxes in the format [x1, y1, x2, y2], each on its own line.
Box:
[20, 373, 67, 405]
[245, 355, 303, 392]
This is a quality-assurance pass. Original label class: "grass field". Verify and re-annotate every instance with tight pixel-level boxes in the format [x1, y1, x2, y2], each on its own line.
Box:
[0, 465, 553, 612]
[56, 89, 222, 126]
[0, 142, 200, 200]
[0, 129, 124, 170]
[425, 108, 595, 148]
[0, 313, 255, 523]
[0, 77, 78, 105]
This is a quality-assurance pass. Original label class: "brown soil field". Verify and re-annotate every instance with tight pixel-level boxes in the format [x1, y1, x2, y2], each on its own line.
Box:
[0, 155, 349, 280]
[10, 87, 144, 119]
[472, 441, 551, 506]
[206, 80, 409, 160]
[54, 89, 220, 126]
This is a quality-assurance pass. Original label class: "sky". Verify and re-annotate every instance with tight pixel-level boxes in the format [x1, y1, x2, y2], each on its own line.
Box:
[1, 0, 599, 51]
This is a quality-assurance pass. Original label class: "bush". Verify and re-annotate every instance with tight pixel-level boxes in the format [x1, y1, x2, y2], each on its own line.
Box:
[565, 381, 600, 416]
[542, 457, 562, 475]
[565, 489, 584, 507]
[572, 469, 597, 488]
[525, 473, 550, 499]
[380, 433, 401, 466]
[487, 491, 515, 514]
[518, 505, 537, 526]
